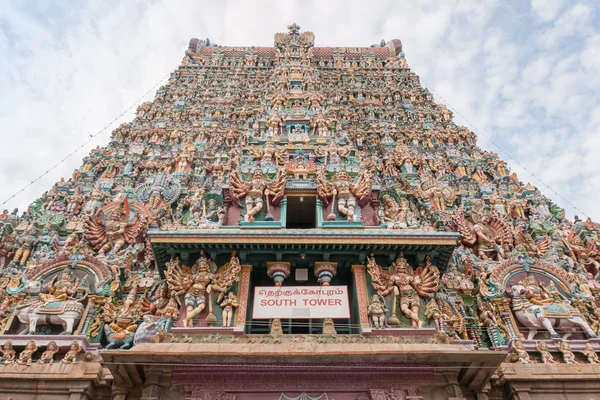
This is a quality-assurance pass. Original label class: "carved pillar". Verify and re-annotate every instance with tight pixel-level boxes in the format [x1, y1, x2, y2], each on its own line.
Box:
[439, 370, 466, 400]
[112, 386, 129, 400]
[352, 265, 371, 333]
[141, 367, 168, 400]
[234, 264, 252, 333]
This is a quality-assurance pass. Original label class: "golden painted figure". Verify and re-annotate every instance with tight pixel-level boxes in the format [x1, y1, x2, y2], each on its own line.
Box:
[39, 270, 79, 305]
[536, 341, 557, 364]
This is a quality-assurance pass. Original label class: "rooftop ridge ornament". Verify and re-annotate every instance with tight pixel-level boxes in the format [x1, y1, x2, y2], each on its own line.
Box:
[274, 23, 315, 50]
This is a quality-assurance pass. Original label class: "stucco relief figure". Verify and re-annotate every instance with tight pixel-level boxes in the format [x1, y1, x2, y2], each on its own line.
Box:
[0, 340, 16, 364]
[220, 292, 239, 327]
[582, 342, 600, 364]
[536, 341, 557, 364]
[61, 340, 81, 364]
[166, 251, 241, 327]
[229, 167, 286, 222]
[507, 340, 530, 364]
[84, 199, 147, 256]
[510, 278, 597, 339]
[367, 294, 388, 329]
[558, 340, 578, 364]
[367, 253, 440, 328]
[454, 208, 513, 261]
[317, 168, 371, 221]
[38, 341, 59, 364]
[16, 270, 86, 335]
[17, 340, 38, 366]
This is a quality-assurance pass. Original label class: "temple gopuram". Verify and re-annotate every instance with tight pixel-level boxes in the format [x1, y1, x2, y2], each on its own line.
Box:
[1, 24, 599, 400]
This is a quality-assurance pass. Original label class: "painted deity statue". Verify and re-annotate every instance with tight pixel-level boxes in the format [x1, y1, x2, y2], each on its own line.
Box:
[317, 168, 371, 221]
[39, 269, 80, 305]
[166, 251, 241, 327]
[454, 208, 513, 261]
[220, 292, 239, 328]
[367, 294, 388, 329]
[367, 253, 440, 328]
[229, 168, 286, 222]
[84, 199, 147, 256]
[583, 342, 600, 364]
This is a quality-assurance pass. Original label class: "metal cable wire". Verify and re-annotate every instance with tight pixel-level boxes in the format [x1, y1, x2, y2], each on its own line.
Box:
[421, 79, 590, 219]
[0, 70, 173, 207]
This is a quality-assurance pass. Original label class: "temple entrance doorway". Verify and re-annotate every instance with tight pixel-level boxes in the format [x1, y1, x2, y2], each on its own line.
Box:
[286, 195, 317, 229]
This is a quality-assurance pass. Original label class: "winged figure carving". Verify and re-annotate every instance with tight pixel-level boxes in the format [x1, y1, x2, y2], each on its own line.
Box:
[454, 208, 513, 261]
[366, 253, 440, 328]
[84, 199, 147, 256]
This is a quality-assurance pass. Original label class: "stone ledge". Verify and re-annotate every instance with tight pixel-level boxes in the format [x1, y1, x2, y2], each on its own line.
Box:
[0, 335, 101, 353]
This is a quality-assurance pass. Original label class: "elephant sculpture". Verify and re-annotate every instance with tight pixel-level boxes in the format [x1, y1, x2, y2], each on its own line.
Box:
[510, 284, 597, 340]
[15, 281, 85, 335]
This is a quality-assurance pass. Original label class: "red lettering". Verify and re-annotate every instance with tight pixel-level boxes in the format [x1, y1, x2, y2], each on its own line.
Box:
[260, 299, 267, 306]
[334, 299, 342, 306]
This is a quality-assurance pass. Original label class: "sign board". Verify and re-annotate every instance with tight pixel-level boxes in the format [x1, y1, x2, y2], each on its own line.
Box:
[252, 286, 350, 319]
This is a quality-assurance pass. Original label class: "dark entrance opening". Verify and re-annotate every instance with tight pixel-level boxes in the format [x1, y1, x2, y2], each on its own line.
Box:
[286, 195, 317, 229]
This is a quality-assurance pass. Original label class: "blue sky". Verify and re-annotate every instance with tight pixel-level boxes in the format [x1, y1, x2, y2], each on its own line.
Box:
[0, 0, 599, 220]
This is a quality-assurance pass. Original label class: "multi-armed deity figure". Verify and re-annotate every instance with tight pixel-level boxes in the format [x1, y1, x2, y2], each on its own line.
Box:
[84, 199, 147, 257]
[229, 167, 286, 222]
[166, 251, 241, 327]
[367, 253, 440, 328]
[317, 167, 371, 221]
[454, 208, 514, 261]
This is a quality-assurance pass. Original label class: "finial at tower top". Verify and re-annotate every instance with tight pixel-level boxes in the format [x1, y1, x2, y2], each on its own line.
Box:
[287, 23, 301, 34]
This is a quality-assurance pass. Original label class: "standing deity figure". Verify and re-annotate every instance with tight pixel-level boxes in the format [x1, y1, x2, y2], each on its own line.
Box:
[583, 342, 600, 364]
[0, 228, 16, 269]
[229, 168, 286, 222]
[12, 226, 39, 266]
[367, 294, 388, 329]
[454, 208, 514, 261]
[220, 292, 239, 327]
[317, 168, 371, 222]
[367, 253, 440, 328]
[84, 200, 147, 256]
[166, 256, 214, 327]
[166, 251, 241, 327]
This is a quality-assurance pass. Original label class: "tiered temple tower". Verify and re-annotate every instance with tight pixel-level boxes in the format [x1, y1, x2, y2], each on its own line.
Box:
[0, 24, 599, 400]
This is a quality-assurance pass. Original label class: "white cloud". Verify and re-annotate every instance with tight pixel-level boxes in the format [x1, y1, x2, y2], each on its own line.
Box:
[531, 0, 565, 22]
